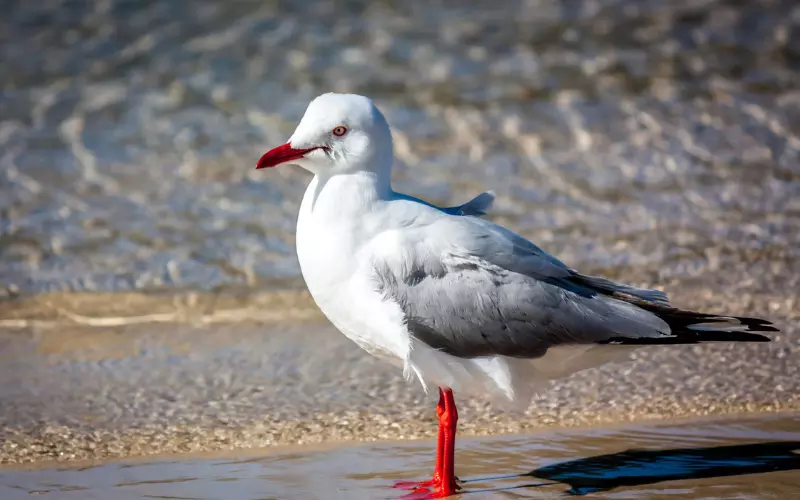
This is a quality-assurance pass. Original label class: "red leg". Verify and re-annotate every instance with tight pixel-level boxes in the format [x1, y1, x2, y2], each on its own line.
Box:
[393, 388, 460, 498]
[432, 388, 446, 484]
[436, 388, 459, 496]
[393, 388, 446, 490]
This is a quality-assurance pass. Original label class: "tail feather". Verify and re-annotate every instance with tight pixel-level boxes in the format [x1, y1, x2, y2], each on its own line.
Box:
[561, 272, 777, 345]
[600, 306, 777, 345]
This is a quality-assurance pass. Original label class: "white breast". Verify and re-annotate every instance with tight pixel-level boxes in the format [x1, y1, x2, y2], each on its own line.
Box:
[295, 176, 411, 364]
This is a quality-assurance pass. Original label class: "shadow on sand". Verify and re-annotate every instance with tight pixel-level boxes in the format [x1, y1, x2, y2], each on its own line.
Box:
[463, 441, 800, 496]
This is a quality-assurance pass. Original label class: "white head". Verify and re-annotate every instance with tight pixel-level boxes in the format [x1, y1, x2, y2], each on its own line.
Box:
[256, 93, 394, 177]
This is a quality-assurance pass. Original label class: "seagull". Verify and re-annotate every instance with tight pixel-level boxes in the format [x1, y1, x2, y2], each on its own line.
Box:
[255, 93, 777, 498]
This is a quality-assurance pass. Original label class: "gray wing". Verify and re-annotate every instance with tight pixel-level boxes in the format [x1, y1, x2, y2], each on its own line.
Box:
[367, 214, 674, 359]
[374, 252, 670, 358]
[368, 213, 771, 359]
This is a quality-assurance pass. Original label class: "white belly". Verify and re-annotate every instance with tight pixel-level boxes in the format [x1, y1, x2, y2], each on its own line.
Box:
[297, 249, 406, 364]
[295, 180, 409, 364]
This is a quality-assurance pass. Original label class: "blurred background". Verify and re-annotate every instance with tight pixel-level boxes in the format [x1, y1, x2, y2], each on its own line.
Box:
[1, 3, 799, 493]
[2, 0, 798, 303]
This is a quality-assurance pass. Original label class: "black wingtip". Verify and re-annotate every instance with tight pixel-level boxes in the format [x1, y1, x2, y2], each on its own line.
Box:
[729, 316, 779, 332]
[598, 312, 778, 346]
[693, 331, 773, 342]
[599, 330, 772, 346]
[742, 324, 780, 333]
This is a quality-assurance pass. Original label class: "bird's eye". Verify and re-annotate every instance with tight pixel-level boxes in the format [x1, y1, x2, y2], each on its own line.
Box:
[332, 126, 347, 137]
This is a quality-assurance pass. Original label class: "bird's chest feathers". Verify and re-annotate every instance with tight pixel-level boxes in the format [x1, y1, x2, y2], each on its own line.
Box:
[297, 223, 355, 295]
[296, 217, 403, 361]
[296, 188, 365, 295]
[296, 174, 383, 287]
[295, 176, 409, 361]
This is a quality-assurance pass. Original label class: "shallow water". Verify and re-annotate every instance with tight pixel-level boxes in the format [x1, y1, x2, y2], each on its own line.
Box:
[2, 415, 799, 500]
[2, 0, 799, 298]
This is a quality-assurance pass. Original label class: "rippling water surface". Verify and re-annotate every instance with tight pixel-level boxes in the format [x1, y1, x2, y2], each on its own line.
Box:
[1, 0, 799, 298]
[1, 415, 799, 499]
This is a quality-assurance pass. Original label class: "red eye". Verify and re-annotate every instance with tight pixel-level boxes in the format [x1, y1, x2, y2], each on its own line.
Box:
[332, 126, 347, 136]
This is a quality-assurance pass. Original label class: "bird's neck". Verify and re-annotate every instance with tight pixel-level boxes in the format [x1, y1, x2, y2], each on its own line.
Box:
[302, 169, 392, 218]
[296, 170, 391, 293]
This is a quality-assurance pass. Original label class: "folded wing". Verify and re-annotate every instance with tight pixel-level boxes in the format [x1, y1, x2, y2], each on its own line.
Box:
[366, 213, 775, 359]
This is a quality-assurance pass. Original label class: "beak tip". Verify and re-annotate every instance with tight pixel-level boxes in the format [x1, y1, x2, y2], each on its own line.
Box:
[255, 142, 315, 170]
[254, 158, 270, 170]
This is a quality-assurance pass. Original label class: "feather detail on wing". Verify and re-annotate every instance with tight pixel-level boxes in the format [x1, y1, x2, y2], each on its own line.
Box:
[564, 272, 672, 306]
[393, 190, 495, 218]
[364, 210, 776, 362]
[444, 190, 495, 216]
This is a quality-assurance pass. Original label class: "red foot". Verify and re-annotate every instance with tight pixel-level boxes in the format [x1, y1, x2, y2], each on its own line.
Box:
[392, 477, 460, 498]
[392, 479, 436, 490]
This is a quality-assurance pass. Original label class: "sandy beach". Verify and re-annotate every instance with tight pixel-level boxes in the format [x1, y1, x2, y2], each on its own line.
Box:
[1, 283, 797, 465]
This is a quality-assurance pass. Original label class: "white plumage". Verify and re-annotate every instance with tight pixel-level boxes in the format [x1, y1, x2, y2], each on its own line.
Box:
[256, 92, 774, 411]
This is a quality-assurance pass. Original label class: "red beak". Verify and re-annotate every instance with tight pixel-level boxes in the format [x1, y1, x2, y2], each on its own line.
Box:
[256, 143, 320, 169]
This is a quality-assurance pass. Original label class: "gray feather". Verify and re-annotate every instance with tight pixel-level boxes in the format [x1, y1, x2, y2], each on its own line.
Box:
[565, 273, 672, 306]
[365, 199, 772, 360]
[373, 251, 670, 359]
[443, 191, 495, 216]
[392, 191, 495, 218]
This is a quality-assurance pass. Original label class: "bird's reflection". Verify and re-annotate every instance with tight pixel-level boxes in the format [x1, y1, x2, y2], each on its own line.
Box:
[530, 441, 800, 495]
[463, 441, 800, 496]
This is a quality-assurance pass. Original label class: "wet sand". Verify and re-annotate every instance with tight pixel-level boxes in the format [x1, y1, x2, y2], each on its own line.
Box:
[1, 284, 797, 466]
[1, 414, 799, 499]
